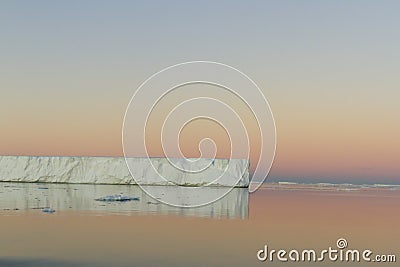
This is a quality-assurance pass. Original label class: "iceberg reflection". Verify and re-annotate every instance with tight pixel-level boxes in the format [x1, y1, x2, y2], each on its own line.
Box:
[0, 182, 248, 219]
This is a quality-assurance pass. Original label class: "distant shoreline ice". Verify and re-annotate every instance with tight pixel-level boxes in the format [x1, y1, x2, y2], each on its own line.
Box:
[261, 181, 400, 191]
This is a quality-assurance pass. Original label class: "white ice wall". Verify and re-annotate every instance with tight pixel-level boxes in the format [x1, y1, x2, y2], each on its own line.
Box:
[0, 156, 249, 187]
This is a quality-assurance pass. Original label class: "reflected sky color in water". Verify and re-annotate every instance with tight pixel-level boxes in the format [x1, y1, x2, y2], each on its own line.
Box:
[0, 183, 248, 219]
[0, 183, 399, 267]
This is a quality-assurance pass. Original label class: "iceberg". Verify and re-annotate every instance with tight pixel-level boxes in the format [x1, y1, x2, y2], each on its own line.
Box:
[0, 156, 249, 187]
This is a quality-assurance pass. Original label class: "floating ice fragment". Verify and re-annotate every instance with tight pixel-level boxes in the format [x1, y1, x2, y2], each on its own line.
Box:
[42, 208, 55, 213]
[146, 201, 160, 205]
[95, 195, 140, 202]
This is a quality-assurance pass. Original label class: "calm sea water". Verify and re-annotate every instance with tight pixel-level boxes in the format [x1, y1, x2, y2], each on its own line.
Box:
[0, 182, 399, 267]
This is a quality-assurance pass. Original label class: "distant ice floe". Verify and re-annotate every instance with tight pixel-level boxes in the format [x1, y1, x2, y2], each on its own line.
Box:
[264, 182, 400, 191]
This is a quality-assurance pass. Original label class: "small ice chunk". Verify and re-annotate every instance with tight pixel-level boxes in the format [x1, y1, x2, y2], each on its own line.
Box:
[42, 208, 55, 213]
[95, 195, 140, 202]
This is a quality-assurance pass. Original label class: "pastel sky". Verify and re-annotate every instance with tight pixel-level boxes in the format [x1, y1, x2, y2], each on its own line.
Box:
[1, 1, 399, 184]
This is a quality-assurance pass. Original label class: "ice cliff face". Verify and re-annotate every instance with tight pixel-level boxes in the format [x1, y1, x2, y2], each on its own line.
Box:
[0, 156, 249, 187]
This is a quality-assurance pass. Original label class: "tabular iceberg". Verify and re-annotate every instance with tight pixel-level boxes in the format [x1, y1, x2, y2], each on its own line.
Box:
[0, 156, 249, 187]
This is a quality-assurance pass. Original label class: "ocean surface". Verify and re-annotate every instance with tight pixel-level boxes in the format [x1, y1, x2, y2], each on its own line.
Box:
[0, 182, 399, 267]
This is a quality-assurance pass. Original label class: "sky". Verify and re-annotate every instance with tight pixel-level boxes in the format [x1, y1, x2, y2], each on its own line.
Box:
[1, 1, 399, 184]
